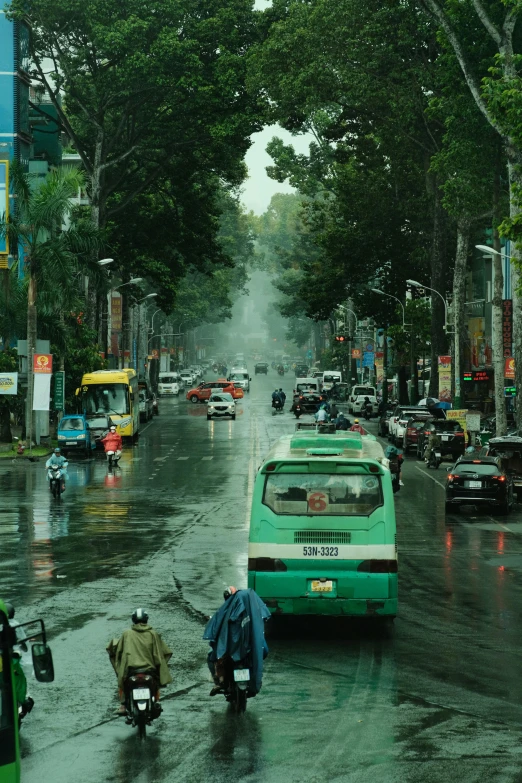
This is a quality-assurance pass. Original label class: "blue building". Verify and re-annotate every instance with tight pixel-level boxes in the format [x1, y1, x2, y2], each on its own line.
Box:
[0, 10, 31, 270]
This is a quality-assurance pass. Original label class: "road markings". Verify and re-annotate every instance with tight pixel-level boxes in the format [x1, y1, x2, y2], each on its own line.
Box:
[201, 456, 213, 461]
[177, 456, 189, 460]
[415, 464, 446, 490]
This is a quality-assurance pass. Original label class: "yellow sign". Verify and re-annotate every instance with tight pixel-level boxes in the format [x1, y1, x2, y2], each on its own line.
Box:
[447, 409, 469, 435]
[0, 372, 17, 395]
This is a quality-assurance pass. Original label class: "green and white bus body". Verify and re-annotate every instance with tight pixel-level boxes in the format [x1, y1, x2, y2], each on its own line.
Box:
[247, 432, 397, 618]
[0, 599, 19, 783]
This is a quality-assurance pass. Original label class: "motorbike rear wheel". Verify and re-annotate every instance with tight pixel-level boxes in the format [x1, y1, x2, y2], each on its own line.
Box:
[137, 712, 147, 739]
[235, 686, 247, 714]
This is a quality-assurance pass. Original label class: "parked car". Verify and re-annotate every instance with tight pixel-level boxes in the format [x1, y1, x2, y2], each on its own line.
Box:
[186, 380, 235, 403]
[402, 414, 433, 452]
[388, 405, 426, 444]
[486, 436, 522, 499]
[57, 414, 96, 455]
[139, 389, 154, 422]
[445, 457, 514, 514]
[416, 419, 466, 460]
[158, 373, 180, 396]
[255, 362, 269, 374]
[207, 392, 236, 420]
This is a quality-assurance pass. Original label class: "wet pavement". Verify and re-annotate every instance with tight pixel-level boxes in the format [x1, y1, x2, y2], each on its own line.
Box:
[3, 374, 522, 781]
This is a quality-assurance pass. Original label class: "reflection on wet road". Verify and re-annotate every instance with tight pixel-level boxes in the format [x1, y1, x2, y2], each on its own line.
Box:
[3, 374, 522, 781]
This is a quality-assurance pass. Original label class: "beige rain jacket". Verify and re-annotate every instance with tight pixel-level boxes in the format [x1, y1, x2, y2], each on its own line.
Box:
[107, 624, 173, 689]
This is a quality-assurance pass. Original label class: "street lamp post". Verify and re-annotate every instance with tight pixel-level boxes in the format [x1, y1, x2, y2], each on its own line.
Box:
[372, 289, 415, 402]
[135, 294, 158, 374]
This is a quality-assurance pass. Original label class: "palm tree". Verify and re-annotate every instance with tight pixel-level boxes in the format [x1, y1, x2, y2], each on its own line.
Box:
[0, 164, 98, 442]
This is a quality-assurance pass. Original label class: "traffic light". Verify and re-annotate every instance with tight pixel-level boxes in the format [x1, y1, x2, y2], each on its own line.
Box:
[334, 334, 351, 343]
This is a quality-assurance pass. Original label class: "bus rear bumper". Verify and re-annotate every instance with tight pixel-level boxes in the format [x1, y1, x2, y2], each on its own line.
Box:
[262, 597, 397, 617]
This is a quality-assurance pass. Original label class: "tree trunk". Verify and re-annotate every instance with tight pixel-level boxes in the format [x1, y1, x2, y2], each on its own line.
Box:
[508, 159, 522, 430]
[453, 217, 470, 409]
[0, 401, 12, 442]
[492, 152, 507, 437]
[27, 271, 37, 447]
[122, 292, 131, 368]
[398, 364, 408, 404]
[382, 329, 388, 404]
[87, 134, 105, 330]
[428, 185, 448, 397]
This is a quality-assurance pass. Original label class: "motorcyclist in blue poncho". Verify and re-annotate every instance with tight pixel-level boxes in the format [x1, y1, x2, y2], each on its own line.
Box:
[204, 587, 270, 699]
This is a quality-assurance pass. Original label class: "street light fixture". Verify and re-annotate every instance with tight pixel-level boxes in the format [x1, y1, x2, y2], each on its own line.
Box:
[114, 277, 143, 289]
[138, 293, 157, 302]
[406, 279, 453, 334]
[98, 258, 114, 266]
[371, 288, 411, 328]
[475, 244, 517, 259]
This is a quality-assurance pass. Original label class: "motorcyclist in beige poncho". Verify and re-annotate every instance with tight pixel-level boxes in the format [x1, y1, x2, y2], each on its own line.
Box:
[107, 608, 172, 716]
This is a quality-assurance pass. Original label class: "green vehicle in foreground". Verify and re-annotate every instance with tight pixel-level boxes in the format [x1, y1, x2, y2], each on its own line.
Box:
[247, 430, 397, 619]
[0, 600, 55, 783]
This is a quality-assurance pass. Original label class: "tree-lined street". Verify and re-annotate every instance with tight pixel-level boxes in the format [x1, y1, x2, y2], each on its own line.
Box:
[3, 376, 522, 782]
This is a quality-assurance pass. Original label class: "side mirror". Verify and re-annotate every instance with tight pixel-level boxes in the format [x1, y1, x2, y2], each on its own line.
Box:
[32, 643, 55, 682]
[75, 388, 80, 396]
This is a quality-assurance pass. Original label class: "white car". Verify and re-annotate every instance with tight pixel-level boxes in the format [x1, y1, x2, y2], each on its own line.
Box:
[180, 370, 195, 386]
[158, 374, 180, 396]
[349, 386, 377, 412]
[388, 406, 424, 444]
[207, 392, 236, 420]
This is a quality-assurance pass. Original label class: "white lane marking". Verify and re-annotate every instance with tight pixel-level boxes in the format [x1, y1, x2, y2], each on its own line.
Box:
[177, 456, 189, 460]
[226, 456, 235, 461]
[415, 464, 446, 490]
[201, 456, 213, 461]
[139, 421, 155, 435]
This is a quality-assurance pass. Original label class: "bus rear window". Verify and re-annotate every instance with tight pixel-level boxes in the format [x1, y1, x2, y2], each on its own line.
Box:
[263, 473, 383, 516]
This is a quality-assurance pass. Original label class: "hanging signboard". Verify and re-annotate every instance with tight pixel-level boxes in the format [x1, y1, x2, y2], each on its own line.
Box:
[0, 372, 18, 395]
[111, 295, 122, 331]
[438, 355, 452, 402]
[351, 348, 361, 359]
[505, 357, 515, 379]
[33, 354, 53, 374]
[503, 299, 513, 358]
[53, 371, 65, 411]
[0, 160, 8, 261]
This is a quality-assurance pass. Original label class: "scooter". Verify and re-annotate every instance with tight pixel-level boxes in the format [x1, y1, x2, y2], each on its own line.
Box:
[105, 449, 121, 469]
[124, 669, 161, 739]
[293, 402, 303, 419]
[426, 449, 442, 469]
[363, 403, 373, 420]
[214, 657, 251, 714]
[48, 465, 67, 498]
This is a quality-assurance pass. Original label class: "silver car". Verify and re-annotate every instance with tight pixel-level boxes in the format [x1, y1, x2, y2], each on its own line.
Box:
[207, 392, 236, 420]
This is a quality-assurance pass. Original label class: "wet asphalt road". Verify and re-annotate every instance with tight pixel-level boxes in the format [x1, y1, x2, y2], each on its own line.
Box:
[3, 373, 522, 782]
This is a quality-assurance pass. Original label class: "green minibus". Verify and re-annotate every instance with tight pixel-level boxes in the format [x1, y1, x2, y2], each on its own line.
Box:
[0, 600, 55, 783]
[247, 431, 397, 618]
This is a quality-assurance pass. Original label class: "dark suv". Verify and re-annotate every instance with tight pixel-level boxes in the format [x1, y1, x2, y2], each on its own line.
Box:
[445, 457, 514, 514]
[255, 362, 268, 374]
[416, 420, 466, 460]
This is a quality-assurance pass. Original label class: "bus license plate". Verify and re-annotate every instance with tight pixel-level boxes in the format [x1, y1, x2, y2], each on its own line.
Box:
[311, 580, 333, 592]
[234, 669, 250, 682]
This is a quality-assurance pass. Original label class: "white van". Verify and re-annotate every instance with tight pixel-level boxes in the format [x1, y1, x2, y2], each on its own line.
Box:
[158, 373, 180, 396]
[295, 377, 322, 395]
[321, 371, 342, 392]
[228, 369, 251, 392]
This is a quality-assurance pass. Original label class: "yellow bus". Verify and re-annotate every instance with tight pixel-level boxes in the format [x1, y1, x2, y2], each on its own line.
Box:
[77, 369, 140, 441]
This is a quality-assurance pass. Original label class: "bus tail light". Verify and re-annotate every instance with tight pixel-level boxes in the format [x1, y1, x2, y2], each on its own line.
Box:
[357, 560, 398, 573]
[248, 558, 287, 572]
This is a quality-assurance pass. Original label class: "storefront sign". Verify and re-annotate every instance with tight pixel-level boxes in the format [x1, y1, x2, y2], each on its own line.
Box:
[111, 296, 122, 331]
[505, 357, 515, 379]
[0, 372, 18, 395]
[464, 370, 490, 382]
[438, 355, 452, 402]
[505, 386, 516, 397]
[33, 354, 53, 374]
[53, 371, 65, 411]
[503, 299, 513, 357]
[447, 409, 468, 434]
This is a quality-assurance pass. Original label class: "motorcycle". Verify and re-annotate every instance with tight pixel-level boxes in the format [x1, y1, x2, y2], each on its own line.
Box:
[48, 465, 66, 498]
[426, 449, 442, 469]
[363, 403, 373, 420]
[124, 668, 161, 739]
[293, 402, 303, 419]
[222, 658, 251, 713]
[277, 367, 284, 376]
[105, 449, 121, 469]
[272, 398, 284, 416]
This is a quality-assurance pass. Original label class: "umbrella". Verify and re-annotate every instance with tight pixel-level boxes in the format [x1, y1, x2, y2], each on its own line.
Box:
[418, 397, 440, 407]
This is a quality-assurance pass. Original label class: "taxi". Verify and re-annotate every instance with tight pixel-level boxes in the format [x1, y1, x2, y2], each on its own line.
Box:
[186, 379, 235, 403]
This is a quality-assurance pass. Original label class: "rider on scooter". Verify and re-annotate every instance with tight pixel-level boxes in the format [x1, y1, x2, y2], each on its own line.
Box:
[101, 425, 122, 462]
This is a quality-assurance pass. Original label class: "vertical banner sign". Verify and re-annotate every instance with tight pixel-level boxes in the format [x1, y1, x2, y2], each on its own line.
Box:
[132, 338, 137, 368]
[503, 299, 513, 358]
[33, 354, 53, 411]
[0, 160, 8, 266]
[438, 355, 452, 402]
[375, 354, 384, 384]
[505, 357, 515, 380]
[111, 296, 122, 330]
[53, 371, 65, 411]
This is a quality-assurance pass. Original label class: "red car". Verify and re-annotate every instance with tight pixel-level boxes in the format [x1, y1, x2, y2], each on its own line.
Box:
[403, 414, 432, 452]
[186, 380, 235, 403]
